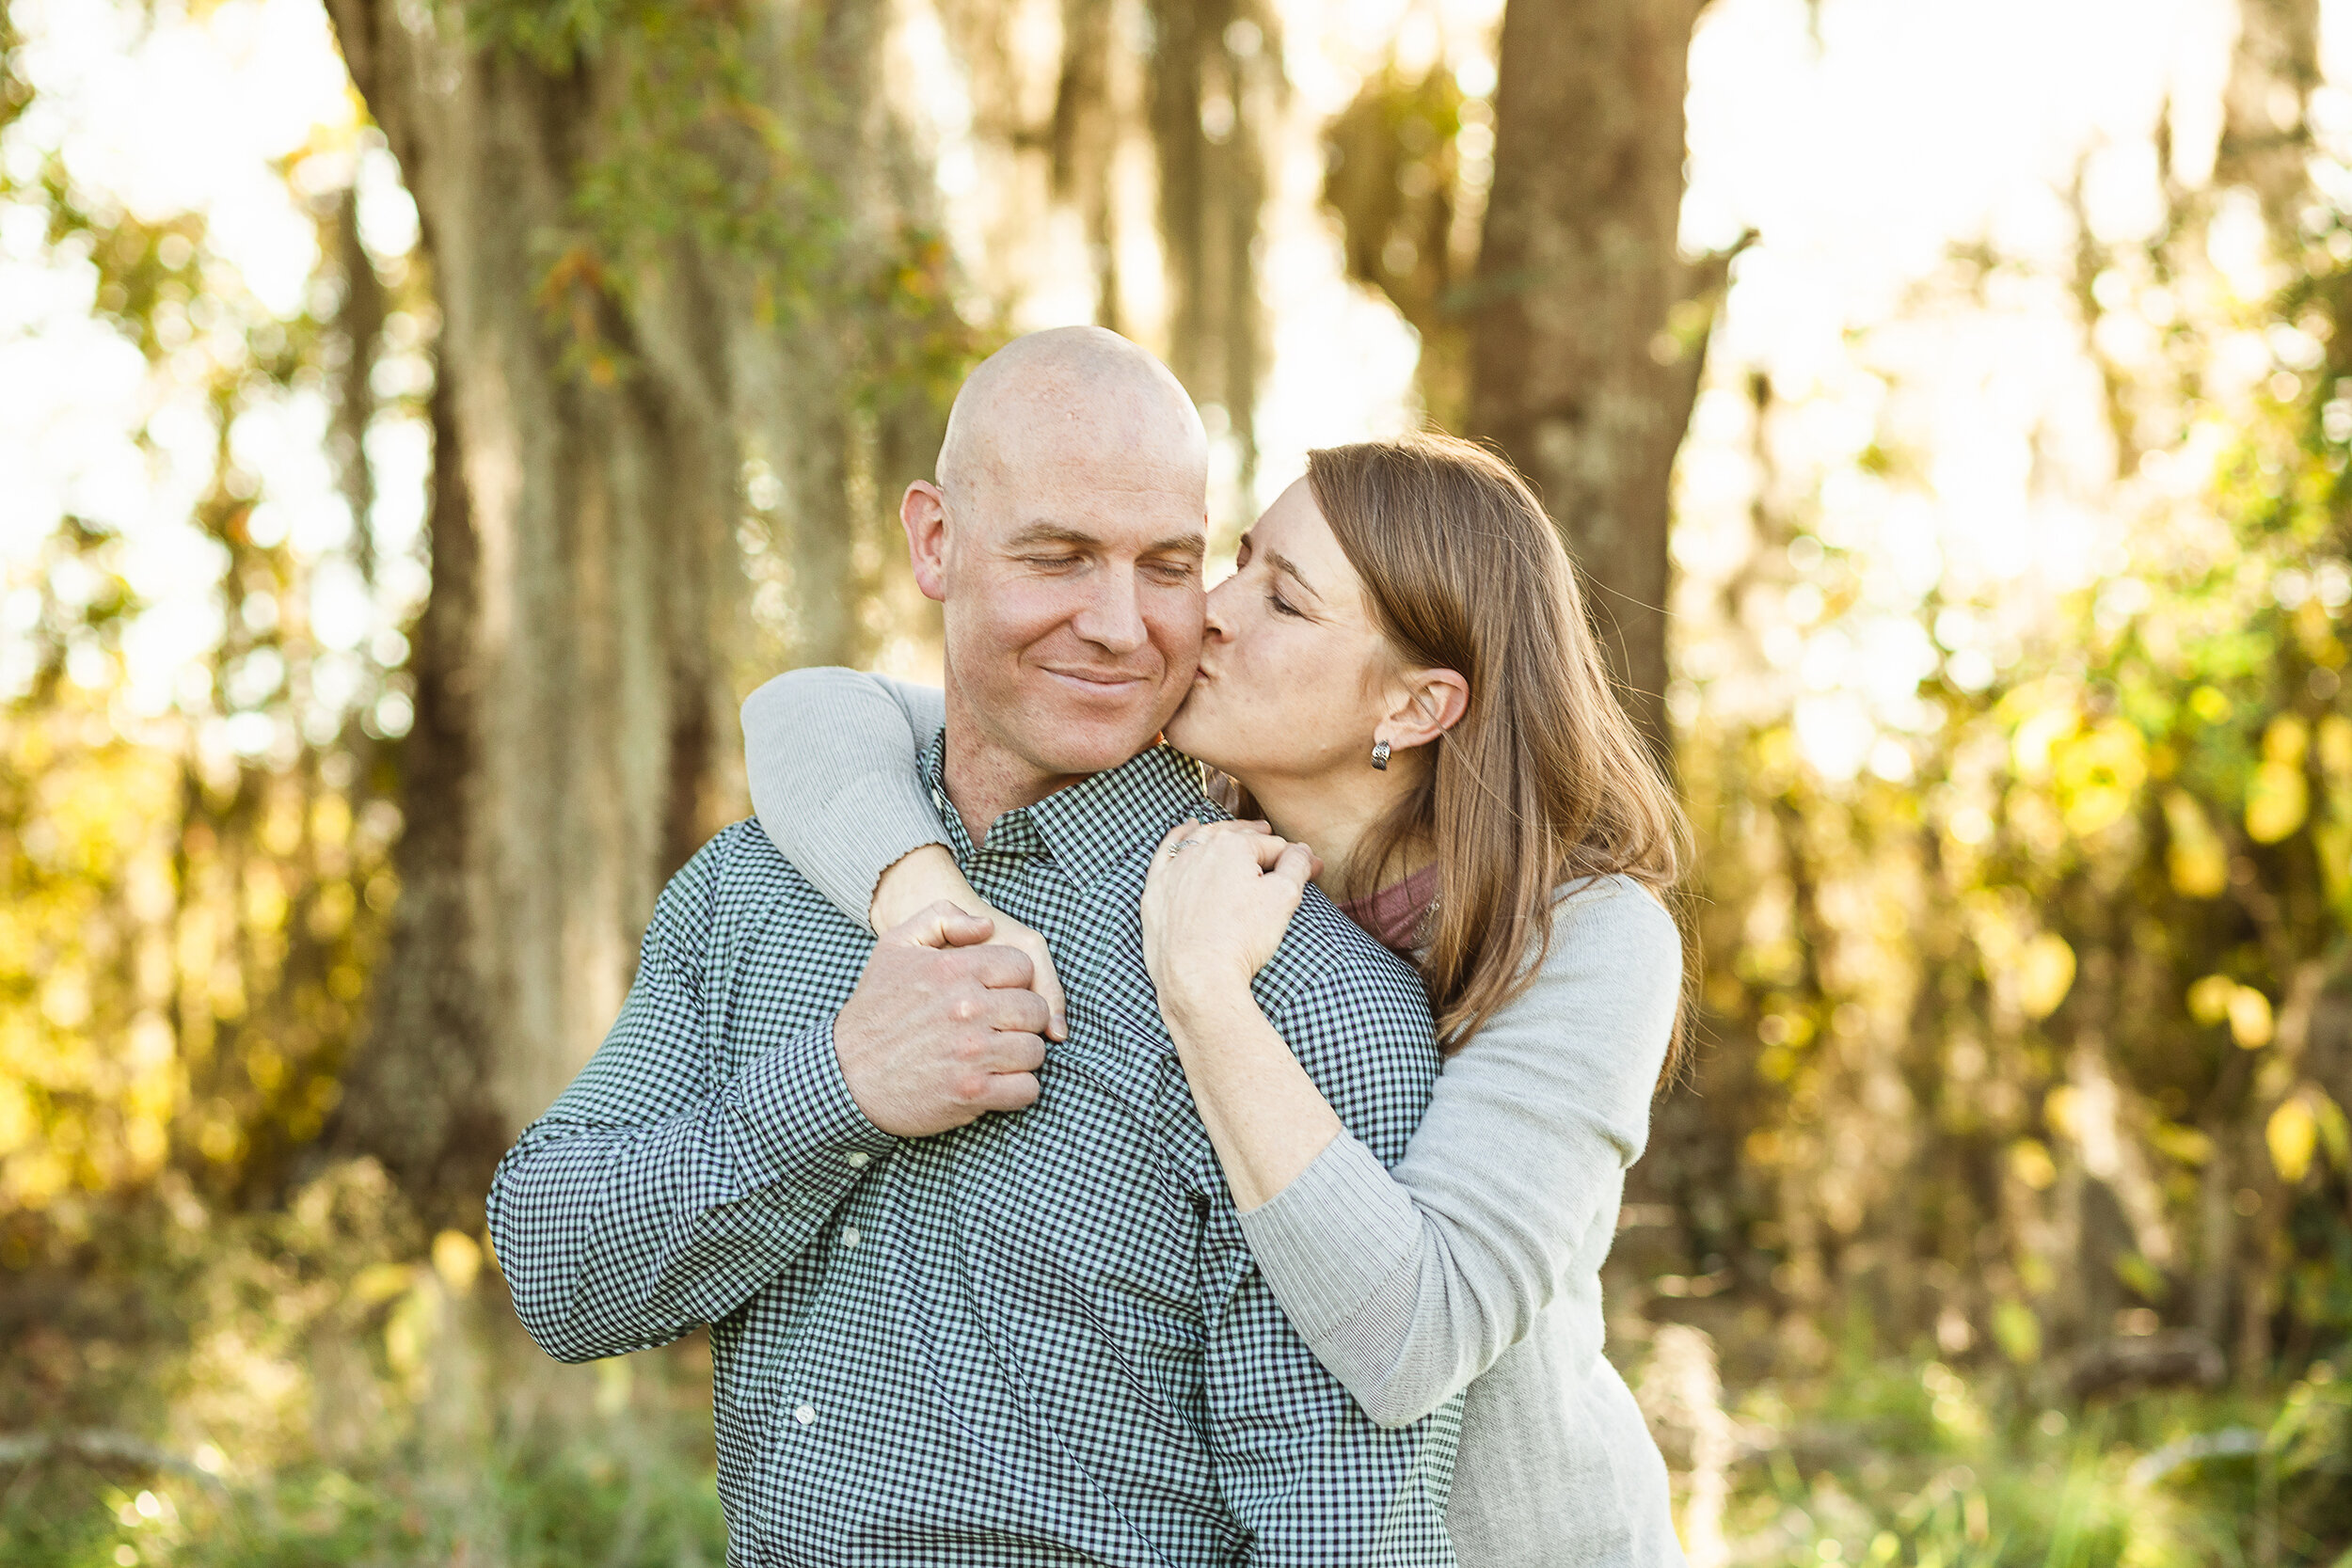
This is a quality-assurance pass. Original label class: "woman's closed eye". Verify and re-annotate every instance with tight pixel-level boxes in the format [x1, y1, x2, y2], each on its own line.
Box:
[1266, 589, 1304, 619]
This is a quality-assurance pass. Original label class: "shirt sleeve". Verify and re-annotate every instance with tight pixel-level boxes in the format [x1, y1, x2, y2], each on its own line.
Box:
[1198, 1243, 1462, 1563]
[1234, 878, 1682, 1427]
[1195, 918, 1461, 1565]
[486, 832, 900, 1364]
[740, 669, 951, 929]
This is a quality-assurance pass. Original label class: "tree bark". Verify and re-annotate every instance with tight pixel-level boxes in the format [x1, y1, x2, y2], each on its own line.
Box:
[1148, 0, 1279, 492]
[322, 0, 946, 1220]
[1466, 0, 1717, 765]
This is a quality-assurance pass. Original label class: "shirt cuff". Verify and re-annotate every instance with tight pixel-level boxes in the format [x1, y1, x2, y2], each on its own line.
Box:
[1236, 1132, 1421, 1343]
[728, 1017, 899, 1196]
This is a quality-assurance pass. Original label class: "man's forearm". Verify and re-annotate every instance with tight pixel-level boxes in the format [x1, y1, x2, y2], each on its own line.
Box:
[489, 1019, 897, 1362]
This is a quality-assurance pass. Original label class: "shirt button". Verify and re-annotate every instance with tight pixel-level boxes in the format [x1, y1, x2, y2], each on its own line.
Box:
[794, 1404, 816, 1425]
[845, 1151, 869, 1169]
[841, 1227, 862, 1248]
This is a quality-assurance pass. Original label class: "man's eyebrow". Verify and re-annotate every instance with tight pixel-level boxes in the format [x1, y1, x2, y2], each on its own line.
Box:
[1006, 521, 1205, 559]
[1147, 531, 1208, 560]
[1006, 522, 1102, 549]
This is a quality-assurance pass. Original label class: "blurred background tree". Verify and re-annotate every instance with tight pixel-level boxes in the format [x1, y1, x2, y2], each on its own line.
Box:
[4, 0, 2352, 1560]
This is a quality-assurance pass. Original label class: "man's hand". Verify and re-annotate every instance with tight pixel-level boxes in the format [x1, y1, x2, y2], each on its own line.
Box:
[870, 845, 1067, 1040]
[834, 901, 1052, 1136]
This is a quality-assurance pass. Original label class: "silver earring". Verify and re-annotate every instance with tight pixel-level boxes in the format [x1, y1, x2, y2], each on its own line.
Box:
[1370, 738, 1391, 770]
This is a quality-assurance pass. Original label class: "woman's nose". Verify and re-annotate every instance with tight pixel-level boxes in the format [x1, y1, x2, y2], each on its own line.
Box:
[1201, 578, 1237, 641]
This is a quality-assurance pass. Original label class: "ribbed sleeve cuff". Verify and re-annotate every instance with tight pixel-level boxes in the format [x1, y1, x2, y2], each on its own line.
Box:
[793, 780, 950, 931]
[728, 1019, 899, 1198]
[1237, 1132, 1421, 1343]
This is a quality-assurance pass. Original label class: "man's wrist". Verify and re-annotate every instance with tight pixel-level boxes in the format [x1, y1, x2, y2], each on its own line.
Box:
[734, 1018, 897, 1185]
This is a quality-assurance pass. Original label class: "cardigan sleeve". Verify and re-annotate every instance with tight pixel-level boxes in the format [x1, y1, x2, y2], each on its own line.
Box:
[739, 669, 950, 930]
[1235, 876, 1680, 1427]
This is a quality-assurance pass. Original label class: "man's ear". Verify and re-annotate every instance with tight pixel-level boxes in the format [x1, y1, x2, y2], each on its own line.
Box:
[901, 481, 949, 603]
[1380, 668, 1470, 755]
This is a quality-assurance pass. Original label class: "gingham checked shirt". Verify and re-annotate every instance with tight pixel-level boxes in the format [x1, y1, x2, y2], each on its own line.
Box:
[487, 737, 1461, 1566]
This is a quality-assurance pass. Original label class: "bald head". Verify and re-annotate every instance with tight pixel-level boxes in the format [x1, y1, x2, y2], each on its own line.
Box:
[901, 326, 1211, 823]
[937, 326, 1208, 506]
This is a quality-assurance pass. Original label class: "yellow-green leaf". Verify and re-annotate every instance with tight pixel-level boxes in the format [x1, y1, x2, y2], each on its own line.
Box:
[2247, 760, 2310, 843]
[1992, 1300, 2042, 1364]
[2229, 986, 2275, 1049]
[2018, 933, 2076, 1021]
[2056, 720, 2146, 836]
[2268, 1096, 2317, 1183]
[432, 1229, 484, 1295]
[2264, 715, 2312, 767]
[2163, 790, 2228, 897]
[2187, 974, 2239, 1025]
[2318, 714, 2352, 784]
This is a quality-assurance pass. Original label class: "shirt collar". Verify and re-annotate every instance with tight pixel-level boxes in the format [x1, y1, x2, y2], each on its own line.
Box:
[920, 732, 1210, 887]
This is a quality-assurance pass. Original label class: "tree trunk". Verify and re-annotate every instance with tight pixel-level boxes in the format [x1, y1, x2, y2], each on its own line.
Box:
[1148, 0, 1279, 494]
[1466, 0, 1719, 765]
[323, 0, 947, 1221]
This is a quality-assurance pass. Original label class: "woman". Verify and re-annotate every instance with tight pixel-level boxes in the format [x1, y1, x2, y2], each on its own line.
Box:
[742, 432, 1692, 1565]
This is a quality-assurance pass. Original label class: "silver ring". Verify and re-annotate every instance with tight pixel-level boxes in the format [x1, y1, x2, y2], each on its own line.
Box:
[1168, 838, 1205, 856]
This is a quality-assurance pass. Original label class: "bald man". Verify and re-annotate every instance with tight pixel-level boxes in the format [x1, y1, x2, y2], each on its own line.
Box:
[488, 329, 1459, 1566]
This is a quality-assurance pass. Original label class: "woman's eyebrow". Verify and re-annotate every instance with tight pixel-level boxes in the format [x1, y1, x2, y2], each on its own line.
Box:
[1265, 549, 1320, 601]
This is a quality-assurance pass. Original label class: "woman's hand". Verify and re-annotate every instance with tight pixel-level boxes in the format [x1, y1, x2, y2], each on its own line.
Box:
[1142, 818, 1322, 1002]
[871, 844, 1067, 1040]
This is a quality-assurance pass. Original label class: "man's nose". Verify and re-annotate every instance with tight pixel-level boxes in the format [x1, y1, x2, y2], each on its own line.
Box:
[1070, 564, 1149, 656]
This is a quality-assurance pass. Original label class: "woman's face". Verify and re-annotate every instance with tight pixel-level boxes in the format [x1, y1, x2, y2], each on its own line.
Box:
[1166, 479, 1395, 790]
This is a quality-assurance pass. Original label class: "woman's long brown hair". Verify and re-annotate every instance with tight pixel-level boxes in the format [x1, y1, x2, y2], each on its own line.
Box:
[1305, 432, 1693, 1085]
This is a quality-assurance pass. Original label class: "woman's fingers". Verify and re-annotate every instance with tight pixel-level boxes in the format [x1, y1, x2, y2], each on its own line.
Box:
[1248, 832, 1297, 870]
[984, 919, 1068, 1041]
[885, 899, 995, 949]
[1156, 816, 1277, 862]
[1154, 818, 1203, 859]
[1267, 839, 1317, 895]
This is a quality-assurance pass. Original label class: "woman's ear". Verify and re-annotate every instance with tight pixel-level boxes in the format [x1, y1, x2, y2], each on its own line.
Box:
[1380, 668, 1470, 754]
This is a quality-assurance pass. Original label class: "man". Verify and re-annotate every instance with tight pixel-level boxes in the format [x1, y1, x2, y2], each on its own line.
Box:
[487, 327, 1457, 1565]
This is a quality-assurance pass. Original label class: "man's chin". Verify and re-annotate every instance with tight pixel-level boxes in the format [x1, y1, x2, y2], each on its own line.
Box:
[1022, 700, 1182, 777]
[1034, 728, 1167, 777]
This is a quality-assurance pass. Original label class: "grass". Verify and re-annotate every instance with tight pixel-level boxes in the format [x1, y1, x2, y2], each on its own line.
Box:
[3, 1163, 2347, 1565]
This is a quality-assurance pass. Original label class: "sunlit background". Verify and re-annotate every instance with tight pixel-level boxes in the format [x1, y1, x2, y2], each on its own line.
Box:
[7, 0, 2352, 1560]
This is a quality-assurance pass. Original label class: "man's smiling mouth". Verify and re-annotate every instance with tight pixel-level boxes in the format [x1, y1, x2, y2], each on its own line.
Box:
[1041, 666, 1152, 690]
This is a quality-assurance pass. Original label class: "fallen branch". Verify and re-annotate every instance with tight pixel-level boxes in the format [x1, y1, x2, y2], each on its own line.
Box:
[0, 1430, 229, 1490]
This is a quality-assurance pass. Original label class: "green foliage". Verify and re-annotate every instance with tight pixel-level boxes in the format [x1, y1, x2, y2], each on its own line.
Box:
[1674, 188, 2352, 1409]
[458, 0, 978, 403]
[1320, 59, 1484, 426]
[0, 1164, 726, 1568]
[1697, 1355, 2350, 1566]
[0, 33, 421, 1230]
